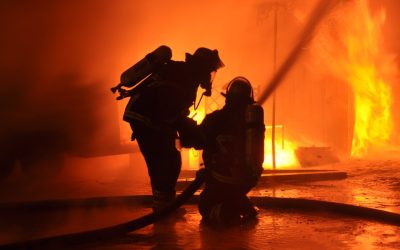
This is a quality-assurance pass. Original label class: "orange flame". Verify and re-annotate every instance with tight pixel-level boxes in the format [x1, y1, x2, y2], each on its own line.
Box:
[312, 0, 396, 157]
[263, 125, 299, 169]
[188, 101, 299, 169]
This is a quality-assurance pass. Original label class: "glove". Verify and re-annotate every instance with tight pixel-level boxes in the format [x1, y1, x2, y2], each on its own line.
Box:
[177, 117, 203, 149]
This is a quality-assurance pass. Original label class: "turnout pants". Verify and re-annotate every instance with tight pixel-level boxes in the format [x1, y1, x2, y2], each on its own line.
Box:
[199, 180, 256, 225]
[130, 122, 181, 209]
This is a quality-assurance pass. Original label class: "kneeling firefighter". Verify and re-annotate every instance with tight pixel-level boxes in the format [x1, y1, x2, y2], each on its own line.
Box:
[112, 45, 224, 210]
[181, 76, 265, 225]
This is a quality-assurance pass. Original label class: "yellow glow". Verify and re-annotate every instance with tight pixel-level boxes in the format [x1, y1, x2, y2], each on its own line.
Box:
[263, 140, 299, 169]
[312, 0, 396, 157]
[188, 148, 201, 170]
[263, 125, 299, 169]
[188, 89, 207, 125]
[186, 88, 207, 169]
[346, 1, 394, 157]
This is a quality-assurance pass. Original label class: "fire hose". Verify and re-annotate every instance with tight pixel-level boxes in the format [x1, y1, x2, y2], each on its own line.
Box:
[1, 171, 400, 249]
[0, 170, 207, 250]
[257, 0, 340, 104]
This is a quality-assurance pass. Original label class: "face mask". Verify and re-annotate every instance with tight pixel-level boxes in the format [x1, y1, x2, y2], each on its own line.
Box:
[200, 71, 217, 97]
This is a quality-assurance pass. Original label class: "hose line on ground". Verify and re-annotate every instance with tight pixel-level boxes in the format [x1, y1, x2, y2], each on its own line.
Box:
[0, 170, 207, 250]
[1, 177, 400, 249]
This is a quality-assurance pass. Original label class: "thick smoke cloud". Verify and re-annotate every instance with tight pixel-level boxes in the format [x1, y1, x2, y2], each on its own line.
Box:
[0, 1, 142, 161]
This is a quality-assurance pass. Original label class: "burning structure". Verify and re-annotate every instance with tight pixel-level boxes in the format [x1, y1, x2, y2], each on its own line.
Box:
[182, 0, 400, 170]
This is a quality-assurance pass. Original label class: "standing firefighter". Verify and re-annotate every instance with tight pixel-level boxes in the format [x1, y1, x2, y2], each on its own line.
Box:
[181, 77, 265, 226]
[113, 46, 224, 210]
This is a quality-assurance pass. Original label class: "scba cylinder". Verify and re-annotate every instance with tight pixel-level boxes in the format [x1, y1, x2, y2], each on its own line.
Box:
[245, 104, 265, 181]
[120, 45, 172, 87]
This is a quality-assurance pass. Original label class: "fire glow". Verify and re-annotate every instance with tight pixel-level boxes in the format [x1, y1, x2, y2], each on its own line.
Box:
[187, 106, 298, 169]
[347, 1, 395, 157]
[262, 139, 299, 169]
[262, 125, 298, 169]
[312, 0, 396, 157]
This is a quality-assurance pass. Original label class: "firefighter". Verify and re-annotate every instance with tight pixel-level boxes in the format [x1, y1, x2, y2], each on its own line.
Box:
[123, 47, 224, 211]
[183, 77, 265, 226]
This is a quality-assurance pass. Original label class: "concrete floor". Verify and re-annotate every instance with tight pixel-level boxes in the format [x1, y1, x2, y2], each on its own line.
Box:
[0, 155, 400, 249]
[81, 206, 400, 250]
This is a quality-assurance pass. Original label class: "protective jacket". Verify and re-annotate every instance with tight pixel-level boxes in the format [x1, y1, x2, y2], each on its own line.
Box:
[196, 104, 264, 225]
[120, 46, 223, 211]
[200, 105, 259, 191]
[124, 59, 211, 210]
[123, 60, 201, 130]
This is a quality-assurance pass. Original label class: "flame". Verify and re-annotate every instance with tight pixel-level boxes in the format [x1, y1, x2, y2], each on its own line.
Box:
[312, 0, 396, 157]
[346, 1, 394, 157]
[263, 125, 299, 169]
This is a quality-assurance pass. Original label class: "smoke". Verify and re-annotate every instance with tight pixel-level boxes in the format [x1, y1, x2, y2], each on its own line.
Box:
[0, 0, 308, 167]
[2, 0, 399, 175]
[0, 1, 130, 163]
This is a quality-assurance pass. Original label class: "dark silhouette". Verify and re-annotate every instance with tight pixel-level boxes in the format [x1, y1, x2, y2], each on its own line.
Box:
[120, 46, 223, 210]
[182, 77, 265, 226]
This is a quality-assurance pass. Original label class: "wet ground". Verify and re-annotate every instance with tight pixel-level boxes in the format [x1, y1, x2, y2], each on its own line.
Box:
[257, 159, 400, 214]
[0, 154, 400, 249]
[80, 206, 400, 250]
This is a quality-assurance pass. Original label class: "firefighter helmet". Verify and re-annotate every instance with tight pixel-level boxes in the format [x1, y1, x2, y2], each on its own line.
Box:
[224, 76, 255, 105]
[185, 47, 224, 72]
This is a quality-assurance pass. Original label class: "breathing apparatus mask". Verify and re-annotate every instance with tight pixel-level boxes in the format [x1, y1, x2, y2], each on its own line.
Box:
[185, 48, 224, 97]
